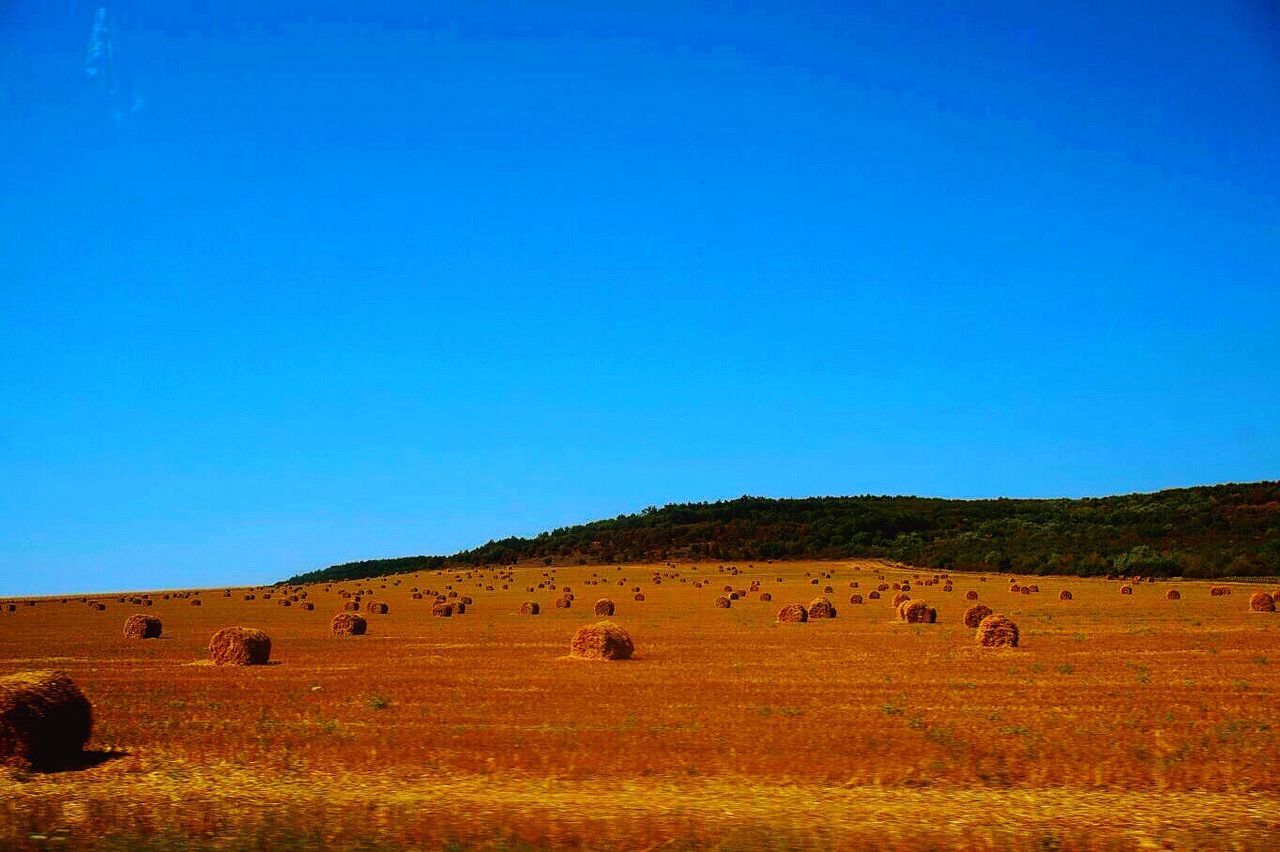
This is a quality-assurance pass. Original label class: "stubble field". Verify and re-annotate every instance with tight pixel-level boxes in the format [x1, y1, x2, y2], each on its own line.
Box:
[2, 559, 1280, 849]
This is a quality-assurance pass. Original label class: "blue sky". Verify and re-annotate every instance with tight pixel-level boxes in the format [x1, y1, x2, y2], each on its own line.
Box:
[1, 1, 1277, 595]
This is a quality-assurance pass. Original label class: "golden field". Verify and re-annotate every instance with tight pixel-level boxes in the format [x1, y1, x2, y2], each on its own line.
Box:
[2, 559, 1280, 849]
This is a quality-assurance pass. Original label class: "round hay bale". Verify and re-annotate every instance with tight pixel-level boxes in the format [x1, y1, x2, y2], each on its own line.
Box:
[300, 602, 315, 611]
[633, 593, 645, 601]
[1120, 585, 1133, 595]
[554, 596, 572, 609]
[1009, 584, 1022, 593]
[1027, 585, 1039, 593]
[777, 603, 808, 623]
[759, 592, 772, 602]
[570, 621, 634, 660]
[807, 596, 837, 619]
[1165, 589, 1181, 601]
[1248, 591, 1275, 613]
[1210, 586, 1231, 597]
[343, 600, 360, 612]
[432, 601, 455, 617]
[714, 596, 731, 609]
[330, 612, 367, 636]
[963, 604, 994, 628]
[454, 601, 467, 614]
[519, 601, 540, 615]
[122, 614, 161, 639]
[0, 671, 92, 770]
[868, 590, 881, 600]
[976, 615, 1019, 648]
[964, 590, 979, 601]
[208, 627, 272, 666]
[366, 601, 389, 615]
[898, 599, 937, 624]
[891, 592, 910, 608]
[848, 593, 863, 604]
[593, 599, 615, 617]
[1059, 590, 1073, 601]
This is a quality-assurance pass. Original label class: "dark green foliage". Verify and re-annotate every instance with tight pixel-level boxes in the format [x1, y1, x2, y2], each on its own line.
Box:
[286, 481, 1280, 584]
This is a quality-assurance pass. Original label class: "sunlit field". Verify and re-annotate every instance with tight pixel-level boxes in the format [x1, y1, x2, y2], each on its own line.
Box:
[3, 559, 1280, 849]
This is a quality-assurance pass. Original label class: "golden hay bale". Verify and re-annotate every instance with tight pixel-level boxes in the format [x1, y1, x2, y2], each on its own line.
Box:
[1210, 586, 1231, 597]
[1059, 590, 1073, 601]
[1165, 589, 1181, 600]
[1120, 585, 1133, 595]
[714, 596, 731, 608]
[330, 612, 367, 636]
[243, 594, 255, 601]
[898, 599, 937, 624]
[807, 596, 837, 619]
[208, 627, 272, 666]
[0, 671, 92, 770]
[454, 601, 467, 614]
[411, 592, 423, 600]
[963, 604, 994, 628]
[569, 621, 634, 660]
[300, 602, 315, 611]
[976, 615, 1019, 648]
[122, 614, 161, 639]
[1026, 585, 1039, 593]
[848, 594, 863, 604]
[88, 602, 106, 611]
[343, 600, 360, 612]
[759, 592, 772, 602]
[777, 603, 808, 623]
[965, 590, 979, 601]
[366, 601, 389, 615]
[593, 599, 615, 616]
[519, 601, 540, 615]
[554, 596, 572, 609]
[1248, 592, 1275, 613]
[868, 590, 881, 600]
[891, 592, 910, 608]
[1009, 584, 1022, 593]
[432, 601, 455, 617]
[633, 593, 645, 601]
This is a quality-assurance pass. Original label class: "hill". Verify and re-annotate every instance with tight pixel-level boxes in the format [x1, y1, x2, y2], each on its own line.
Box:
[284, 481, 1280, 585]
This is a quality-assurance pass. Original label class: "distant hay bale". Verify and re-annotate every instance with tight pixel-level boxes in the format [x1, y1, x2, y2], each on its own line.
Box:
[554, 596, 572, 609]
[848, 594, 863, 604]
[777, 603, 808, 623]
[300, 602, 315, 611]
[714, 596, 731, 609]
[807, 596, 837, 619]
[976, 615, 1019, 648]
[432, 601, 455, 617]
[1120, 585, 1133, 595]
[1026, 585, 1039, 593]
[0, 671, 93, 770]
[1249, 592, 1275, 613]
[633, 593, 645, 601]
[891, 593, 910, 608]
[1059, 590, 1073, 601]
[366, 602, 389, 615]
[1009, 584, 1022, 593]
[343, 601, 360, 611]
[519, 601, 540, 615]
[593, 599, 615, 616]
[88, 602, 105, 611]
[823, 585, 834, 594]
[411, 592, 423, 600]
[122, 614, 161, 639]
[759, 592, 772, 602]
[965, 591, 979, 601]
[1019, 587, 1031, 595]
[330, 612, 367, 636]
[454, 602, 467, 614]
[868, 590, 881, 600]
[898, 599, 937, 624]
[963, 604, 994, 628]
[208, 627, 272, 666]
[1210, 586, 1231, 597]
[243, 594, 255, 601]
[1165, 589, 1181, 600]
[569, 621, 634, 660]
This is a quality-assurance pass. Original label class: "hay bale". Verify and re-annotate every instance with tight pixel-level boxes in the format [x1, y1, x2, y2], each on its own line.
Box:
[963, 604, 993, 628]
[1165, 589, 1181, 601]
[848, 594, 863, 604]
[633, 593, 645, 601]
[898, 599, 937, 623]
[122, 614, 161, 639]
[0, 671, 93, 770]
[330, 612, 367, 636]
[208, 627, 272, 666]
[519, 601, 540, 615]
[976, 615, 1019, 648]
[593, 599, 615, 617]
[714, 596, 731, 609]
[554, 596, 572, 609]
[569, 621, 634, 660]
[1059, 590, 1073, 601]
[454, 601, 467, 614]
[300, 602, 315, 611]
[868, 590, 881, 600]
[777, 603, 808, 623]
[1009, 584, 1022, 593]
[343, 601, 360, 612]
[1210, 586, 1231, 597]
[759, 592, 772, 602]
[964, 591, 979, 601]
[432, 601, 455, 617]
[807, 596, 837, 619]
[366, 601, 389, 615]
[1120, 585, 1133, 595]
[891, 592, 910, 608]
[1249, 591, 1275, 613]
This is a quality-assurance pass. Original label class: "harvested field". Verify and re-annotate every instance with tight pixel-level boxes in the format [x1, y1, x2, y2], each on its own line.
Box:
[2, 559, 1279, 848]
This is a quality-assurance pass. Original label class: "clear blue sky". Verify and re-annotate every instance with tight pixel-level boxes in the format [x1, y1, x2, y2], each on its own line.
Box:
[2, 1, 1277, 595]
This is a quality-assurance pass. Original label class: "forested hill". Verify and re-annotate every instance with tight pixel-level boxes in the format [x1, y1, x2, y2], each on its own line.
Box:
[285, 481, 1280, 584]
